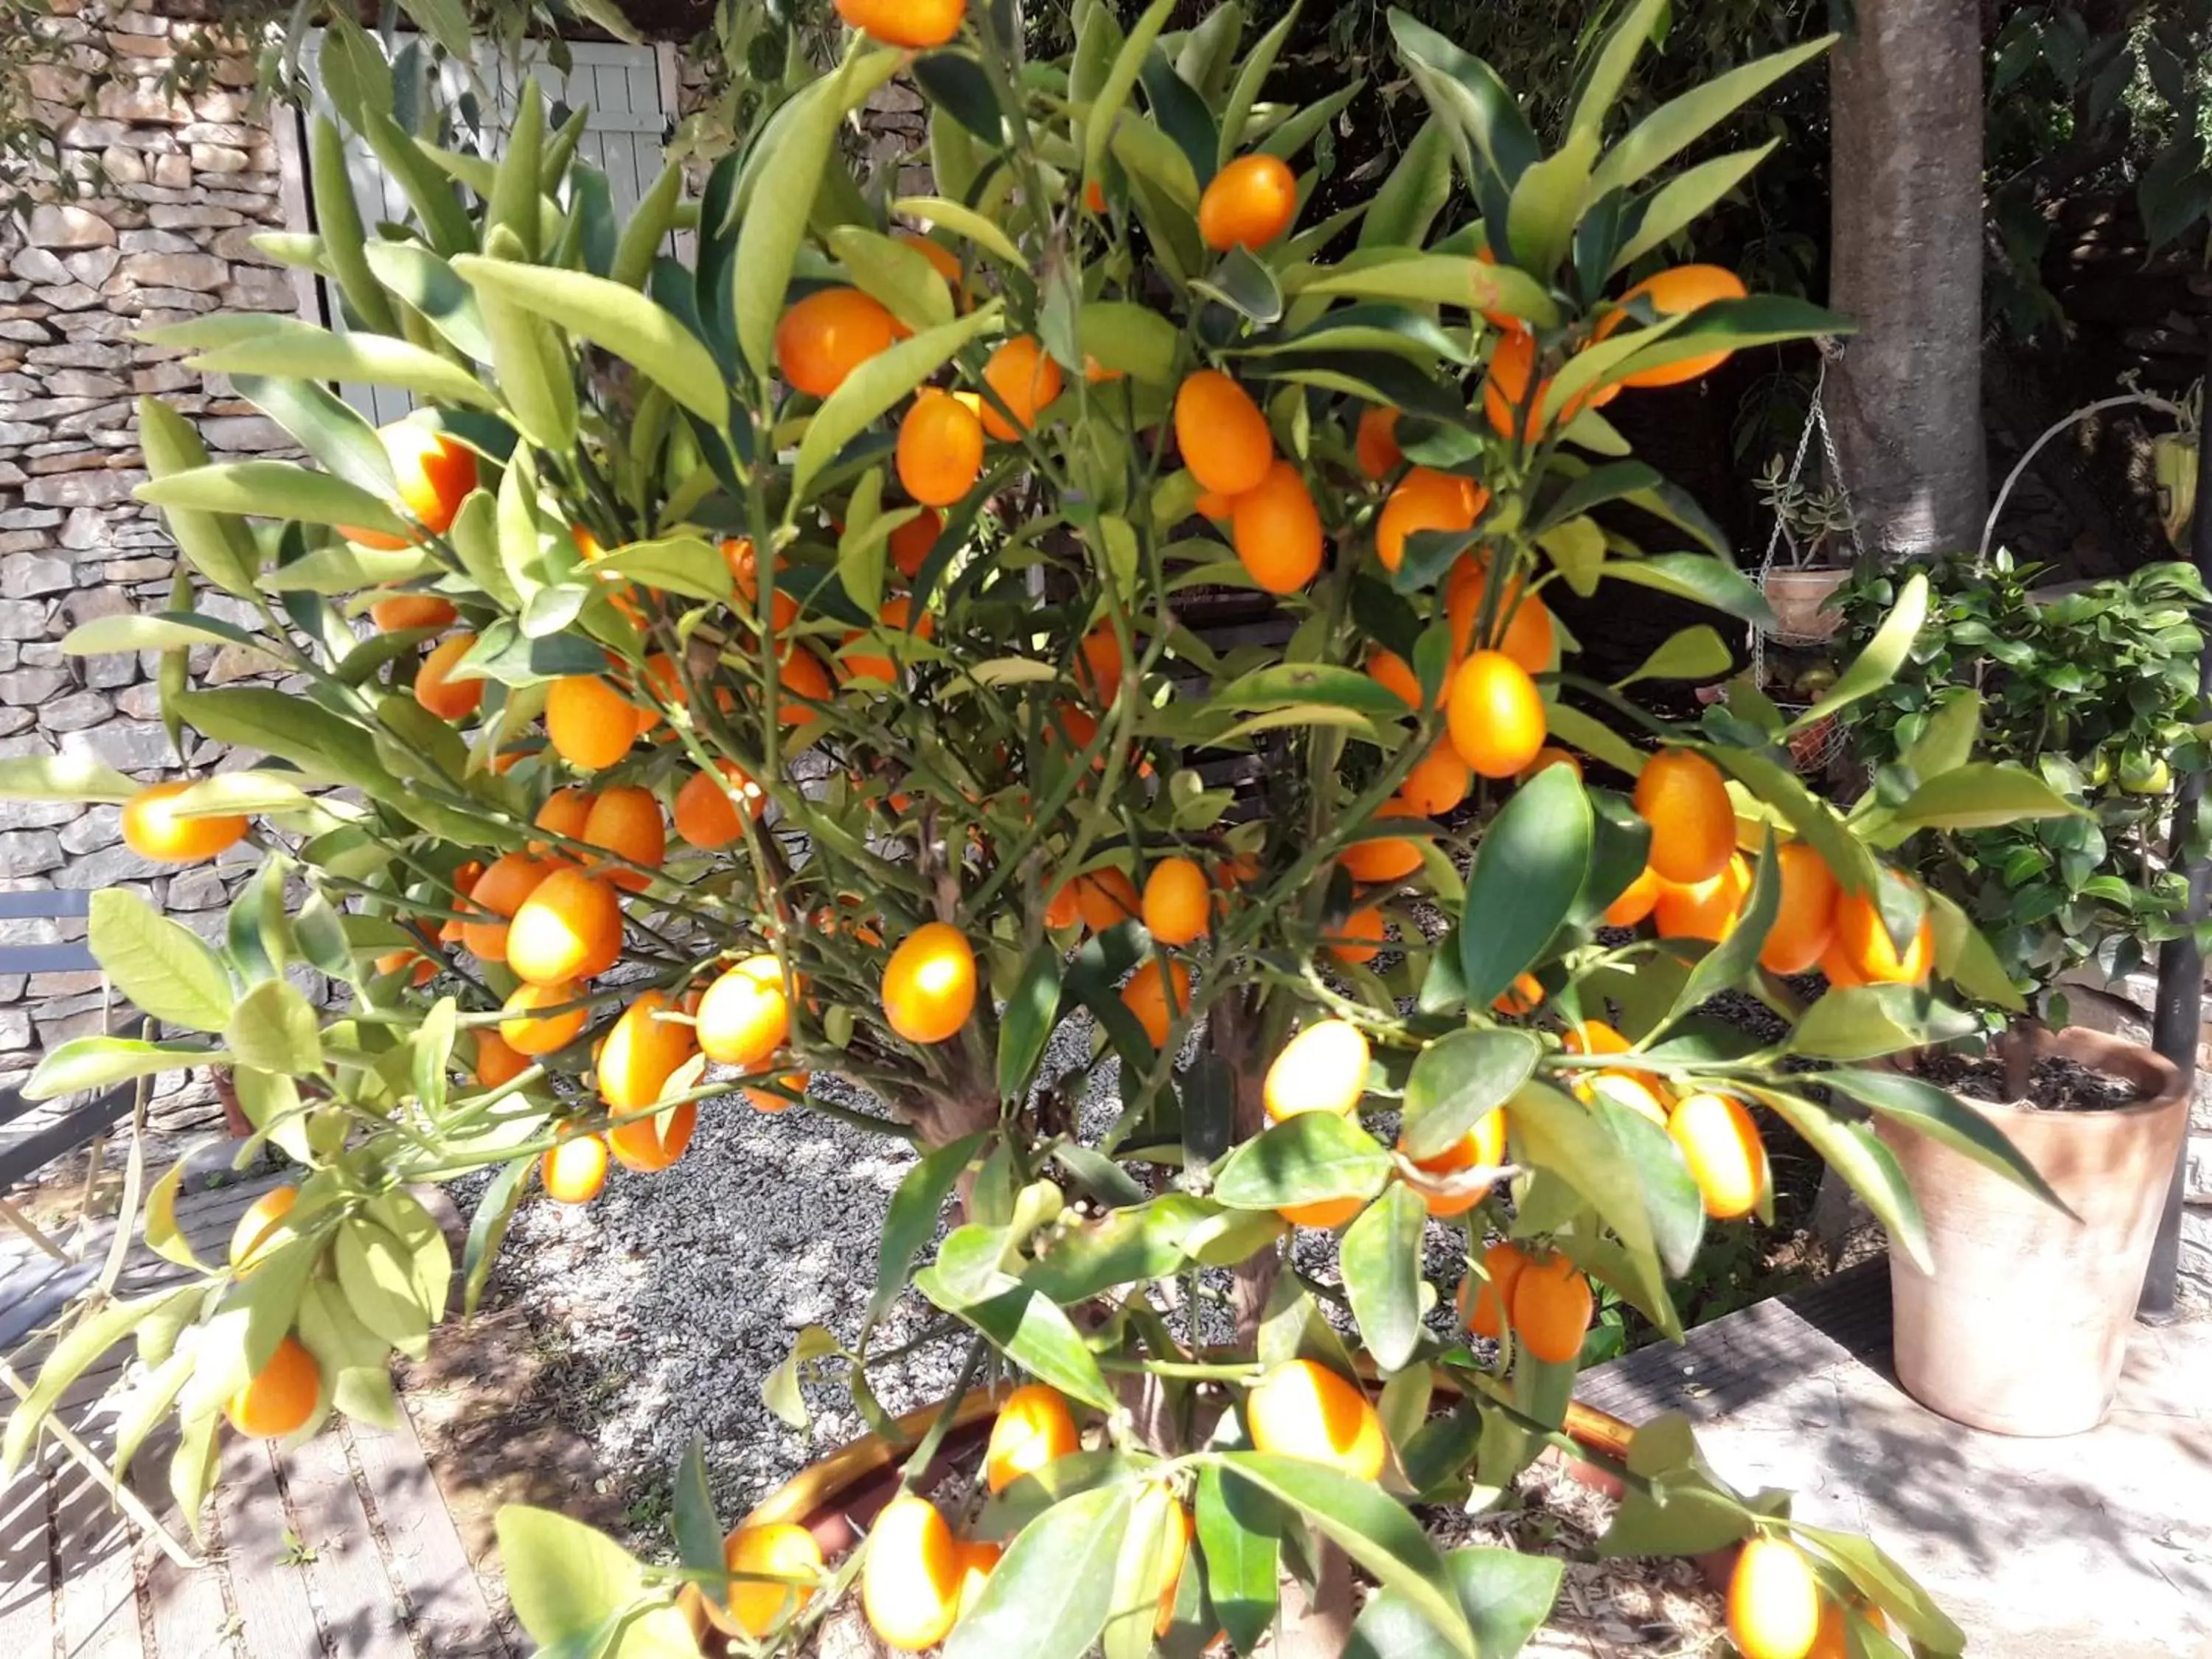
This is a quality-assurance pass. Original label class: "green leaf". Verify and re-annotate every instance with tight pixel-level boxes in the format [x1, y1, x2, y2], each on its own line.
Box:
[1361, 116, 1455, 251]
[791, 306, 1002, 505]
[362, 241, 494, 361]
[998, 945, 1062, 1102]
[1340, 1183, 1427, 1371]
[1, 1290, 187, 1478]
[138, 397, 260, 597]
[1825, 1068, 2071, 1215]
[1388, 10, 1539, 191]
[943, 1281, 1117, 1413]
[1216, 5, 1293, 163]
[1587, 35, 1837, 198]
[1079, 301, 1182, 385]
[590, 535, 733, 602]
[870, 1132, 985, 1326]
[333, 1214, 433, 1359]
[189, 325, 497, 411]
[1618, 625, 1733, 689]
[87, 890, 234, 1033]
[1600, 554, 1775, 627]
[136, 462, 406, 538]
[1790, 1523, 1965, 1657]
[1787, 572, 1927, 735]
[1748, 1087, 1930, 1273]
[21, 1037, 226, 1102]
[1084, 0, 1177, 188]
[669, 1439, 725, 1612]
[476, 226, 578, 452]
[1216, 1453, 1478, 1658]
[309, 111, 398, 336]
[1346, 1543, 1565, 1659]
[1596, 1411, 1759, 1558]
[1196, 1460, 1280, 1655]
[891, 194, 1024, 266]
[1902, 688, 1982, 780]
[0, 751, 137, 803]
[1889, 763, 2082, 832]
[1105, 1480, 1189, 1659]
[1212, 1112, 1393, 1211]
[1785, 985, 1979, 1062]
[498, 1503, 649, 1646]
[1399, 1029, 1540, 1163]
[1568, 0, 1666, 143]
[452, 258, 728, 426]
[1506, 127, 1599, 274]
[1705, 745, 1880, 899]
[1458, 765, 1590, 1010]
[169, 689, 385, 795]
[945, 1481, 1134, 1659]
[1304, 254, 1558, 328]
[1506, 1080, 1668, 1304]
[1542, 703, 1647, 780]
[1612, 143, 1778, 274]
[824, 225, 956, 335]
[225, 978, 323, 1076]
[462, 1156, 532, 1318]
[1664, 829, 1780, 1024]
[1924, 888, 2025, 1012]
[1217, 661, 1413, 717]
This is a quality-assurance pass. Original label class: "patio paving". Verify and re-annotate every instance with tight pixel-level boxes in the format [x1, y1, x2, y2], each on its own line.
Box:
[1579, 1263, 2212, 1658]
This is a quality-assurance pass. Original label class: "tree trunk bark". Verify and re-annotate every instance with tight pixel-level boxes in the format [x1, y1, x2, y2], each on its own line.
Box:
[1829, 0, 1987, 562]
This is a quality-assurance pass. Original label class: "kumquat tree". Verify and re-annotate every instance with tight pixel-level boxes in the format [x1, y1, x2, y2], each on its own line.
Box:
[0, 0, 2092, 1655]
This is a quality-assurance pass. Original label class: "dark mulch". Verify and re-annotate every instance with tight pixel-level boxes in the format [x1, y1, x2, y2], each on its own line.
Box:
[1912, 1048, 2145, 1113]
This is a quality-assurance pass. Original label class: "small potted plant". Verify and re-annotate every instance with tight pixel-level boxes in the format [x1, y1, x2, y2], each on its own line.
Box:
[1755, 453, 1858, 643]
[1834, 552, 2202, 1436]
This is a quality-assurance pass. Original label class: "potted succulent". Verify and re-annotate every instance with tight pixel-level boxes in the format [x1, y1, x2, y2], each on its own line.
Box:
[1754, 453, 1858, 644]
[1834, 553, 2204, 1435]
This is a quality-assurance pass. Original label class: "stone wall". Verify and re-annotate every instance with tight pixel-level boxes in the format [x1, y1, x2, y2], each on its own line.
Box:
[0, 0, 302, 1121]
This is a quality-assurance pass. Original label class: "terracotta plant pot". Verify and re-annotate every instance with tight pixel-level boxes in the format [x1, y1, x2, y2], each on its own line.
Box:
[1762, 567, 1849, 641]
[1877, 1025, 2187, 1437]
[678, 1383, 1642, 1650]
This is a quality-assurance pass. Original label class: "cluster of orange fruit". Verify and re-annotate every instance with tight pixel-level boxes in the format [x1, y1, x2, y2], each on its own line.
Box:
[1457, 1239, 1597, 1366]
[216, 1188, 321, 1439]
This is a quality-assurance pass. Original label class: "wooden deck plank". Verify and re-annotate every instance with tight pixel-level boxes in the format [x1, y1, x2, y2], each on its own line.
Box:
[128, 1423, 238, 1659]
[344, 1411, 505, 1658]
[0, 1450, 55, 1655]
[211, 1433, 325, 1659]
[282, 1425, 412, 1658]
[49, 1447, 145, 1658]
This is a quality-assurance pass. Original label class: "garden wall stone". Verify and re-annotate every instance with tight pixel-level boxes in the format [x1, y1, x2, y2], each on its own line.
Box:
[0, 0, 302, 1116]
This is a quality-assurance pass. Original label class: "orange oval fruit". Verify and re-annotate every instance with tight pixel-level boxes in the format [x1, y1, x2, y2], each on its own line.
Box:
[507, 867, 624, 985]
[1484, 326, 1587, 441]
[581, 787, 665, 892]
[860, 1494, 962, 1652]
[462, 852, 550, 961]
[532, 787, 595, 859]
[1401, 742, 1472, 817]
[842, 597, 935, 687]
[1510, 1252, 1594, 1364]
[597, 990, 696, 1113]
[1121, 956, 1192, 1048]
[1401, 1108, 1506, 1218]
[897, 389, 986, 507]
[1447, 650, 1547, 779]
[121, 780, 247, 863]
[745, 1071, 807, 1114]
[500, 980, 587, 1056]
[546, 675, 644, 772]
[1615, 265, 1750, 388]
[983, 1383, 1078, 1494]
[834, 0, 964, 50]
[1760, 843, 1840, 975]
[1278, 1196, 1366, 1228]
[1807, 1602, 1849, 1659]
[1520, 745, 1582, 784]
[1327, 905, 1389, 965]
[1354, 404, 1402, 481]
[954, 1540, 1001, 1619]
[698, 955, 791, 1068]
[675, 762, 762, 850]
[1654, 852, 1751, 945]
[1377, 467, 1483, 574]
[883, 922, 978, 1045]
[1585, 1070, 1672, 1127]
[1564, 1020, 1632, 1057]
[1199, 152, 1298, 251]
[1830, 876, 1934, 987]
[1492, 971, 1545, 1016]
[888, 507, 942, 580]
[1246, 1358, 1386, 1482]
[1174, 370, 1274, 498]
[776, 287, 899, 398]
[229, 1186, 298, 1270]
[608, 1100, 697, 1172]
[1075, 625, 1124, 706]
[1264, 1019, 1370, 1121]
[979, 335, 1062, 441]
[1142, 856, 1211, 946]
[223, 1334, 319, 1439]
[1669, 1091, 1770, 1221]
[414, 633, 481, 720]
[344, 424, 476, 547]
[1340, 799, 1429, 885]
[368, 591, 458, 630]
[779, 645, 835, 718]
[1633, 749, 1736, 885]
[1232, 460, 1324, 594]
[897, 231, 964, 293]
[1728, 1537, 1824, 1659]
[1368, 646, 1438, 712]
[1459, 1239, 1531, 1340]
[1603, 864, 1664, 928]
[1074, 867, 1141, 932]
[1447, 560, 1556, 675]
[541, 1134, 610, 1204]
[473, 1029, 529, 1090]
[725, 1523, 824, 1638]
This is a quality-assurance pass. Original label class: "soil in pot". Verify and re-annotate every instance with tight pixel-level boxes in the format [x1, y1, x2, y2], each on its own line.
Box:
[1912, 1048, 2144, 1113]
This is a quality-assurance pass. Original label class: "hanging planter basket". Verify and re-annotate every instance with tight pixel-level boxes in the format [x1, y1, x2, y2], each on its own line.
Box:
[1761, 566, 1850, 644]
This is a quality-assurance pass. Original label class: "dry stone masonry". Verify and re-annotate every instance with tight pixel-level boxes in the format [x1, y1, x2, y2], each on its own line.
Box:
[0, 0, 303, 1132]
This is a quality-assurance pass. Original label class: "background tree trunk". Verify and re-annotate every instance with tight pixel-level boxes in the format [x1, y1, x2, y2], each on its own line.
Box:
[1829, 0, 1987, 561]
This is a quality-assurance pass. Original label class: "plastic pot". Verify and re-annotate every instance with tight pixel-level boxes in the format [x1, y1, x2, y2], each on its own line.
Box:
[1878, 1026, 2187, 1437]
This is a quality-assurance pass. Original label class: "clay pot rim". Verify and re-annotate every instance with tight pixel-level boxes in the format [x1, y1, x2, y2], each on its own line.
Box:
[1909, 1023, 2186, 1128]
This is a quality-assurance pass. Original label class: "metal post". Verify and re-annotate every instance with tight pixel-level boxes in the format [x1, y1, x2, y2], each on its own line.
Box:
[2140, 389, 2212, 1323]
